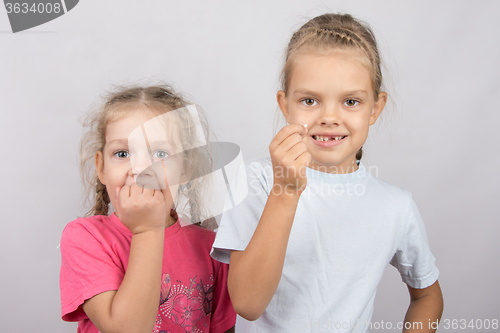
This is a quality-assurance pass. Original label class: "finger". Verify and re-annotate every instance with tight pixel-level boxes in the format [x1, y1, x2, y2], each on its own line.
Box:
[276, 124, 306, 144]
[119, 185, 131, 203]
[159, 161, 174, 205]
[286, 142, 309, 162]
[271, 125, 307, 148]
[296, 151, 312, 168]
[142, 186, 155, 197]
[114, 187, 121, 206]
[278, 133, 304, 153]
[130, 183, 143, 196]
[160, 185, 174, 206]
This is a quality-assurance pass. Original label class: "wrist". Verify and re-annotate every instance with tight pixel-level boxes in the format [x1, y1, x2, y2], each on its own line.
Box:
[131, 226, 165, 237]
[270, 183, 303, 198]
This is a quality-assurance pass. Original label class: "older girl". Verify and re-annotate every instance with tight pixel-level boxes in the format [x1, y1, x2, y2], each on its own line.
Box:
[212, 13, 443, 333]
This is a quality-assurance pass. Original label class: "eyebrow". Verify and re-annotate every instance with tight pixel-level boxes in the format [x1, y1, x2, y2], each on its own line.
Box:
[147, 140, 172, 146]
[292, 89, 321, 98]
[108, 138, 174, 150]
[292, 89, 368, 96]
[343, 90, 368, 96]
[106, 139, 128, 145]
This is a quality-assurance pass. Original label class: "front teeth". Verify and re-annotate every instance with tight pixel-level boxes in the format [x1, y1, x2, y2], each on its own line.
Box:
[313, 135, 346, 141]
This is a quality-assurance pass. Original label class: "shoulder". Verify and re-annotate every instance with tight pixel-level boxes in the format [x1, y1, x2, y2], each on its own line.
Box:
[180, 224, 228, 270]
[364, 168, 415, 209]
[362, 171, 426, 233]
[61, 214, 128, 250]
[62, 215, 108, 241]
[183, 223, 215, 237]
[182, 223, 216, 244]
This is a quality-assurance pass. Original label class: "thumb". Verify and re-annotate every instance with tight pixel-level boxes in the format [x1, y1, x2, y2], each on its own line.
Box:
[115, 187, 120, 202]
[300, 124, 308, 138]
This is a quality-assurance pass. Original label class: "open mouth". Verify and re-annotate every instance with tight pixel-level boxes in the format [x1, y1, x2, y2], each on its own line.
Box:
[312, 135, 347, 142]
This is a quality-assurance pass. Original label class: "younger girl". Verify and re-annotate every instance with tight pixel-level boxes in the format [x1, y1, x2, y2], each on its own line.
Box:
[212, 14, 443, 332]
[60, 85, 236, 333]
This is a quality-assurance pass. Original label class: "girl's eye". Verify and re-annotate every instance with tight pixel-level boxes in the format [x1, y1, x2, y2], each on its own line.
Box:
[344, 99, 359, 107]
[153, 150, 170, 159]
[114, 150, 130, 158]
[301, 98, 317, 106]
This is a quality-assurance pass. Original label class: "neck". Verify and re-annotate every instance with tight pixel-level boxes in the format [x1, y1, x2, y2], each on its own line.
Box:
[309, 160, 359, 174]
[165, 214, 177, 228]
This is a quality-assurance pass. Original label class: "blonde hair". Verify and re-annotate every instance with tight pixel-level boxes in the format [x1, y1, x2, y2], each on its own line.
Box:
[281, 13, 384, 160]
[80, 84, 215, 228]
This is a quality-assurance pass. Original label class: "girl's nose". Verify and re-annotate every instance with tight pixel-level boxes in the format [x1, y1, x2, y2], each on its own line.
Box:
[320, 104, 341, 126]
[130, 152, 154, 176]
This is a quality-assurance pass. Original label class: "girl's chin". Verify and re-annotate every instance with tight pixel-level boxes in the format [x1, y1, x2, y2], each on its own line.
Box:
[309, 158, 359, 172]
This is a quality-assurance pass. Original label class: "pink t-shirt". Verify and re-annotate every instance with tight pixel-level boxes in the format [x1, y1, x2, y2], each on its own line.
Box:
[60, 213, 236, 333]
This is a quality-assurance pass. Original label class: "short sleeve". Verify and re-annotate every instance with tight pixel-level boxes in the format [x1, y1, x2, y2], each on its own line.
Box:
[60, 220, 124, 321]
[390, 197, 439, 289]
[211, 159, 272, 263]
[209, 260, 236, 332]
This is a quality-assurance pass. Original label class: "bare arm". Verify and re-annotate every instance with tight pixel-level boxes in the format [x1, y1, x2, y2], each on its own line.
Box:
[403, 280, 443, 333]
[82, 184, 169, 333]
[228, 124, 310, 321]
[228, 189, 300, 320]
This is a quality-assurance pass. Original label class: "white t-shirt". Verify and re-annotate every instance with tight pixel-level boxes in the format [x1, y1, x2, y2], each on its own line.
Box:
[211, 157, 439, 333]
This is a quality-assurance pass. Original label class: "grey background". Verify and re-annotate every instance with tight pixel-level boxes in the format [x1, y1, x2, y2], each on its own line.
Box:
[1, 0, 499, 331]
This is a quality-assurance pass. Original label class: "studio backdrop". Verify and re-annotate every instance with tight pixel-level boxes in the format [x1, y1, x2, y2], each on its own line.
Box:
[1, 0, 499, 331]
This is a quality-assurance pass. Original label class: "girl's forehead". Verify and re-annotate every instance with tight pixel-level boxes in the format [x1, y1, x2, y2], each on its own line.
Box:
[106, 110, 155, 138]
[293, 48, 370, 74]
[105, 108, 181, 145]
[289, 51, 372, 93]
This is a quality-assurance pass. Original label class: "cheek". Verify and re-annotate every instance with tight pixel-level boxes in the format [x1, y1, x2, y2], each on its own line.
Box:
[164, 157, 185, 183]
[288, 106, 315, 124]
[104, 186, 118, 211]
[167, 184, 180, 203]
[347, 111, 372, 130]
[103, 163, 133, 191]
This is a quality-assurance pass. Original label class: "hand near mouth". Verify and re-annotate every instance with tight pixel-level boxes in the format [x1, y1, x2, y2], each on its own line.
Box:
[269, 124, 312, 195]
[114, 183, 170, 234]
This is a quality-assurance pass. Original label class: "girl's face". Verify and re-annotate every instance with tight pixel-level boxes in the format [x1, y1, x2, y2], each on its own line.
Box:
[96, 108, 189, 214]
[277, 51, 387, 174]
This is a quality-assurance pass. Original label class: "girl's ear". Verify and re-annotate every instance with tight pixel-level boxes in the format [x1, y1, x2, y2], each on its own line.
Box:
[277, 90, 290, 123]
[95, 151, 106, 185]
[369, 92, 387, 125]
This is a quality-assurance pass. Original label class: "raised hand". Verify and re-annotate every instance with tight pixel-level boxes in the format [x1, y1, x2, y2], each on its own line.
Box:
[269, 124, 312, 195]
